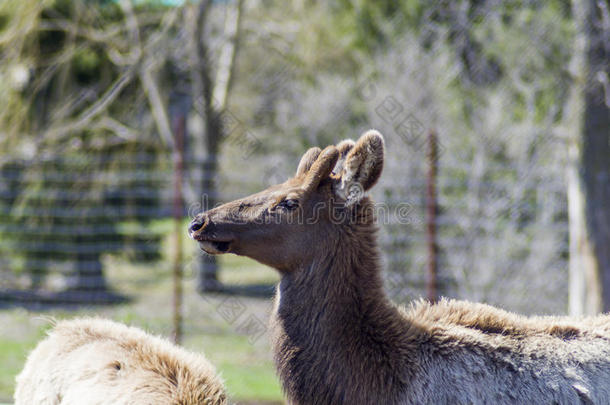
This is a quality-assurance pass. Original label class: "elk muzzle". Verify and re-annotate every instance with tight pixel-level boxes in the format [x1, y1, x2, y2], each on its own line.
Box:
[188, 214, 233, 254]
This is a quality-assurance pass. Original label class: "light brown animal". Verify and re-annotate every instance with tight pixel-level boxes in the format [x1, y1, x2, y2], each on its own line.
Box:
[14, 318, 226, 405]
[189, 130, 610, 405]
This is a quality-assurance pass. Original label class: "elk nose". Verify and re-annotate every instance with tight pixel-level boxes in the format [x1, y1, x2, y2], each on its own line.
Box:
[189, 216, 207, 234]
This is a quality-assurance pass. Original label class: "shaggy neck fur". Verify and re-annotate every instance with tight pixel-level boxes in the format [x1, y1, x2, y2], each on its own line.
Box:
[271, 199, 421, 405]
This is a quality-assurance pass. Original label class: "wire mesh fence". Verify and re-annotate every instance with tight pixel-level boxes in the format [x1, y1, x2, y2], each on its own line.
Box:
[376, 125, 569, 315]
[0, 126, 569, 315]
[0, 146, 170, 302]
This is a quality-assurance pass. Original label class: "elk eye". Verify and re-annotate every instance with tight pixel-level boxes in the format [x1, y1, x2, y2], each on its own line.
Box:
[279, 199, 299, 210]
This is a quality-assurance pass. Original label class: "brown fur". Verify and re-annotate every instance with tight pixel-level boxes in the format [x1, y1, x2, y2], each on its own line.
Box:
[189, 130, 610, 405]
[296, 147, 322, 177]
[14, 318, 226, 405]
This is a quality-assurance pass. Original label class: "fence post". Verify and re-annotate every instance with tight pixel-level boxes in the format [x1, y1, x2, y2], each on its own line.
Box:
[172, 114, 185, 344]
[426, 129, 439, 303]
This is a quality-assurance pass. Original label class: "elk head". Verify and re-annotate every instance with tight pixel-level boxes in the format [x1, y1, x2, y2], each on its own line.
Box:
[188, 130, 385, 272]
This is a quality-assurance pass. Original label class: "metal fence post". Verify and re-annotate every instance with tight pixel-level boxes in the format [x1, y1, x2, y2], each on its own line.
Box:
[426, 129, 439, 303]
[172, 114, 185, 344]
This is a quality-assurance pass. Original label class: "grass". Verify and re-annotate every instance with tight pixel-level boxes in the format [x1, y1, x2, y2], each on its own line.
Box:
[0, 314, 51, 402]
[0, 220, 283, 403]
[188, 334, 281, 401]
[0, 338, 37, 397]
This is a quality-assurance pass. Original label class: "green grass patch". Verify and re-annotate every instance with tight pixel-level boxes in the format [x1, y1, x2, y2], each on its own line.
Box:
[0, 338, 29, 400]
[219, 363, 282, 401]
[0, 325, 48, 403]
[186, 334, 282, 401]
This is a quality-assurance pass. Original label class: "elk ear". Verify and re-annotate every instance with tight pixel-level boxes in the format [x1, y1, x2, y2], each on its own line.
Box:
[296, 147, 322, 177]
[302, 146, 339, 192]
[335, 130, 384, 205]
[332, 139, 355, 175]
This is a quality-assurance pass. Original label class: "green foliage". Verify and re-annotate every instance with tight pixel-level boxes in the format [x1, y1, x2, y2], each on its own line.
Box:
[0, 0, 581, 307]
[0, 0, 170, 291]
[73, 47, 103, 83]
[330, 0, 424, 51]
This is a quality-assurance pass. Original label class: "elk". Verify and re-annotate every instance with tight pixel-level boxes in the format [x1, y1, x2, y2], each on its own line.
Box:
[189, 130, 610, 404]
[14, 318, 226, 405]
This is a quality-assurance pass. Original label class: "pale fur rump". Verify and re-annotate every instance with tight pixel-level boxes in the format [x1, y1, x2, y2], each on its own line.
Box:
[14, 318, 226, 405]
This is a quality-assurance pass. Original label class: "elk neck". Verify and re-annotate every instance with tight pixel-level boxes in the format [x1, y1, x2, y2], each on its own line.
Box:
[271, 198, 419, 404]
[276, 198, 389, 315]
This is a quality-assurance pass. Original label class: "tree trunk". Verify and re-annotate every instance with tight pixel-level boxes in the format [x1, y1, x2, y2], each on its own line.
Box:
[199, 111, 222, 292]
[66, 253, 107, 292]
[188, 0, 243, 292]
[568, 0, 610, 315]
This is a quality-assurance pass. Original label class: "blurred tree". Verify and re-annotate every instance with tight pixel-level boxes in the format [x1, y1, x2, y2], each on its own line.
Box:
[0, 0, 169, 294]
[183, 0, 244, 292]
[1, 0, 248, 295]
[1, 0, 599, 315]
[567, 0, 610, 315]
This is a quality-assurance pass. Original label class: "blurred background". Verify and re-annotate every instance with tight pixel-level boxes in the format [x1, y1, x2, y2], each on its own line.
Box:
[0, 0, 609, 403]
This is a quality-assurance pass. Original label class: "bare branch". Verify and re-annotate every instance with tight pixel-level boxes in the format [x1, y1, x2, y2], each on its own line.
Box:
[186, 0, 213, 118]
[39, 6, 180, 147]
[43, 66, 138, 142]
[212, 0, 244, 110]
[38, 19, 126, 44]
[93, 116, 139, 141]
[112, 0, 142, 66]
[139, 60, 175, 149]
